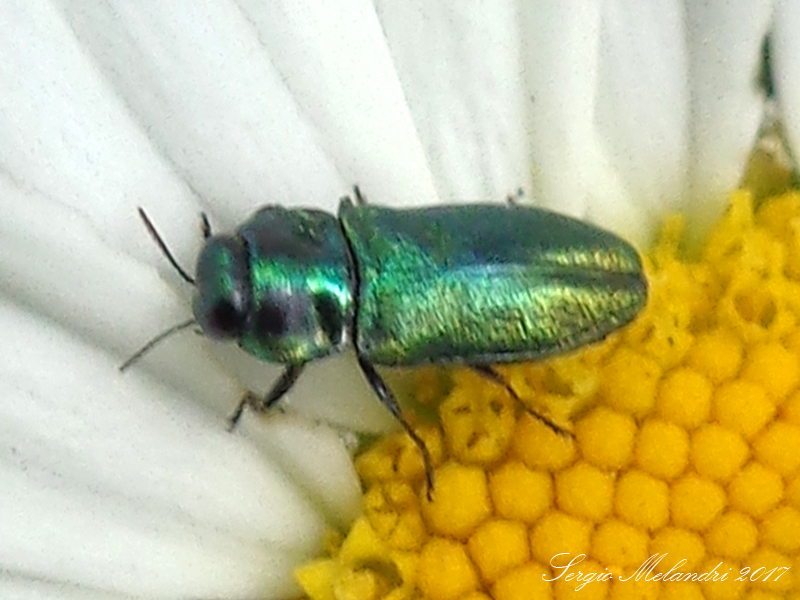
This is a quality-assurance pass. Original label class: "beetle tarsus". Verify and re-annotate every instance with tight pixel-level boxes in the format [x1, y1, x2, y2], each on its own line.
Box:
[471, 364, 570, 437]
[226, 364, 305, 430]
[528, 408, 570, 437]
[353, 185, 368, 206]
[358, 354, 435, 500]
[226, 393, 251, 431]
[201, 212, 212, 239]
[505, 188, 526, 206]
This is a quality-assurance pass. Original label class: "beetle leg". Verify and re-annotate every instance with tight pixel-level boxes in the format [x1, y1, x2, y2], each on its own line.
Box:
[339, 186, 367, 209]
[470, 364, 569, 436]
[200, 212, 212, 239]
[353, 185, 368, 205]
[227, 363, 306, 431]
[357, 355, 435, 499]
[505, 188, 526, 206]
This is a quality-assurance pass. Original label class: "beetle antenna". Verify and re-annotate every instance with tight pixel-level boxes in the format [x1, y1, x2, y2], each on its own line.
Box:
[119, 318, 197, 372]
[137, 207, 196, 285]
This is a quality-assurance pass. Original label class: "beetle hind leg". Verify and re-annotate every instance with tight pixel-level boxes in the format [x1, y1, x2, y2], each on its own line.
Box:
[227, 363, 306, 430]
[357, 355, 435, 500]
[471, 364, 570, 436]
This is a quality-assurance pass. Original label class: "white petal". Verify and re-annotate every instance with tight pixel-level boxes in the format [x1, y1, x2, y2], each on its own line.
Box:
[58, 0, 346, 217]
[684, 0, 773, 237]
[592, 0, 688, 226]
[374, 0, 529, 203]
[234, 0, 439, 206]
[0, 179, 234, 410]
[0, 577, 134, 600]
[521, 0, 771, 244]
[0, 1, 200, 271]
[520, 1, 649, 241]
[0, 299, 353, 598]
[247, 414, 363, 531]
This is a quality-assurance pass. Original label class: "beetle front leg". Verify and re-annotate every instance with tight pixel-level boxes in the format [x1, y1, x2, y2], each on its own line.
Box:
[227, 363, 306, 431]
[357, 355, 435, 499]
[470, 364, 570, 436]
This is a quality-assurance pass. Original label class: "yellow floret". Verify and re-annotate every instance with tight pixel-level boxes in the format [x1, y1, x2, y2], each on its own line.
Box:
[511, 413, 576, 471]
[634, 418, 689, 480]
[614, 470, 669, 530]
[649, 527, 706, 572]
[741, 342, 800, 401]
[600, 347, 662, 416]
[439, 381, 516, 465]
[295, 559, 338, 600]
[356, 425, 444, 485]
[417, 537, 479, 600]
[690, 423, 749, 481]
[295, 517, 418, 600]
[659, 582, 705, 600]
[698, 558, 745, 600]
[488, 461, 552, 523]
[555, 461, 614, 522]
[705, 511, 758, 560]
[420, 462, 491, 539]
[332, 568, 387, 600]
[670, 474, 726, 530]
[459, 593, 493, 600]
[782, 389, 800, 424]
[467, 519, 529, 583]
[656, 367, 712, 429]
[686, 328, 743, 383]
[529, 511, 592, 565]
[754, 189, 800, 237]
[713, 379, 775, 439]
[787, 475, 800, 509]
[339, 517, 390, 565]
[747, 547, 795, 593]
[743, 591, 785, 600]
[551, 557, 610, 600]
[608, 578, 661, 600]
[574, 406, 636, 470]
[363, 482, 427, 551]
[760, 505, 800, 553]
[490, 562, 552, 600]
[591, 519, 649, 571]
[754, 421, 800, 475]
[728, 462, 784, 517]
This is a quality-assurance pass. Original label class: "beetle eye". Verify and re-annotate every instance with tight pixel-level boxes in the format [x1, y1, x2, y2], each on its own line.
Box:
[204, 299, 246, 339]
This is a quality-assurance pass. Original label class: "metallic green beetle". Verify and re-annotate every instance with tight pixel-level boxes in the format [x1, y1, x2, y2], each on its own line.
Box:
[125, 189, 648, 492]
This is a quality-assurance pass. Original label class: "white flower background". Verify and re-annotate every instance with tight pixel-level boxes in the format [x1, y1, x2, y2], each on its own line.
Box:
[1, 1, 798, 598]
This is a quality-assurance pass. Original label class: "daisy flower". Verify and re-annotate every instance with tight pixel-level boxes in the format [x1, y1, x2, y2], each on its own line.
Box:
[0, 1, 794, 599]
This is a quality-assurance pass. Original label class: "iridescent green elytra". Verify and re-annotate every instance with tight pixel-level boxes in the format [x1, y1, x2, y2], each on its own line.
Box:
[128, 190, 648, 494]
[340, 202, 646, 366]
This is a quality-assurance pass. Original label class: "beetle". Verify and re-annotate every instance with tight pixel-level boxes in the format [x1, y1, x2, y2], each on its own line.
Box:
[123, 188, 648, 493]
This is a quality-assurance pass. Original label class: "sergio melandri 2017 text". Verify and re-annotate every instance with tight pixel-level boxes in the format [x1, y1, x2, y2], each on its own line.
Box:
[546, 553, 791, 591]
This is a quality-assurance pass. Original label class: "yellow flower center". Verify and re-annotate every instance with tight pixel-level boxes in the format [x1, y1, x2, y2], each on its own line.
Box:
[296, 190, 800, 600]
